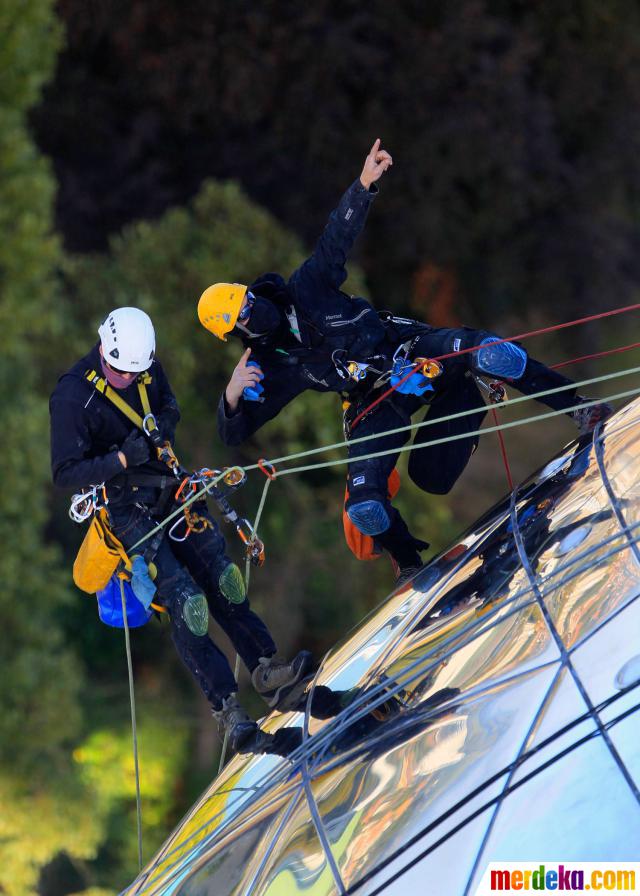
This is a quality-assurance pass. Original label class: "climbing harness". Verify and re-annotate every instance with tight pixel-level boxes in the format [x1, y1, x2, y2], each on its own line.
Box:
[80, 370, 265, 563]
[85, 368, 180, 474]
[331, 349, 387, 384]
[340, 342, 443, 438]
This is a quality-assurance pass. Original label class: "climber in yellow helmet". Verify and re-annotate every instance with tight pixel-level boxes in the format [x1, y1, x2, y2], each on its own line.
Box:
[198, 139, 612, 584]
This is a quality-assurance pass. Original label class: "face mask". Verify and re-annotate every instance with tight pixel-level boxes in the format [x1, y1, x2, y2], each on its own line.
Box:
[99, 348, 136, 390]
[237, 296, 282, 339]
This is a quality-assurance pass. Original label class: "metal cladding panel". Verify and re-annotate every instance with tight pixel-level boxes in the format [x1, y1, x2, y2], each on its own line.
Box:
[469, 735, 640, 878]
[125, 398, 640, 896]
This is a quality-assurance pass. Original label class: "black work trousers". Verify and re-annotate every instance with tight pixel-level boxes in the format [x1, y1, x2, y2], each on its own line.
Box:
[107, 500, 276, 709]
[344, 326, 577, 562]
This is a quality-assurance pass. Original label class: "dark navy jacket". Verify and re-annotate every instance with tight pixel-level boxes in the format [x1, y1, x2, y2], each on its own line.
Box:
[218, 179, 394, 446]
[50, 343, 180, 500]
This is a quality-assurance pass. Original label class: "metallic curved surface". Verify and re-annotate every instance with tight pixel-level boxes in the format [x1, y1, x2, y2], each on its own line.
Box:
[124, 398, 640, 896]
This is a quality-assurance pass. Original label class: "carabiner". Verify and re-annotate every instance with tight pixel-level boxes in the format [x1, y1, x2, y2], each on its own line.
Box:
[258, 459, 277, 480]
[142, 413, 159, 437]
[169, 515, 191, 542]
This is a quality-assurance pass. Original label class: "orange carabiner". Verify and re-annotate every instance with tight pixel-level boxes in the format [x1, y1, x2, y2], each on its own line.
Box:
[258, 458, 277, 480]
[175, 476, 194, 503]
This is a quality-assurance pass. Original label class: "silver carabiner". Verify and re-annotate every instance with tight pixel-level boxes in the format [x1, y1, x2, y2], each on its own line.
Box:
[142, 413, 158, 436]
[168, 515, 190, 542]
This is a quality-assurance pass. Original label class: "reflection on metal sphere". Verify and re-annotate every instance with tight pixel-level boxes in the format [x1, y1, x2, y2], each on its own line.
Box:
[126, 399, 640, 896]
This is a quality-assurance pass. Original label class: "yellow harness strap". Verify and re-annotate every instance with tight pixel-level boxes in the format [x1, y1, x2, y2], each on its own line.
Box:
[85, 369, 159, 436]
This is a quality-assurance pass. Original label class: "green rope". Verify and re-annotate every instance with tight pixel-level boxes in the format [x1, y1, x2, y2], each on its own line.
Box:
[125, 365, 640, 555]
[120, 575, 143, 871]
[128, 468, 232, 553]
[263, 363, 640, 466]
[273, 385, 640, 477]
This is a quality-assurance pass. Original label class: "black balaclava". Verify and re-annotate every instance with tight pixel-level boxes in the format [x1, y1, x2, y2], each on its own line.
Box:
[235, 295, 284, 342]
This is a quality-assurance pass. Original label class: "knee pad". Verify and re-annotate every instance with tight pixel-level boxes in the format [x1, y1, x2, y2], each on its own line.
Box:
[179, 591, 209, 636]
[473, 336, 527, 380]
[219, 563, 246, 605]
[347, 500, 391, 536]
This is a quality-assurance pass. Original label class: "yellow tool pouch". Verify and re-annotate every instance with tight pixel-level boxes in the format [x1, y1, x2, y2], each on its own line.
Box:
[73, 508, 130, 594]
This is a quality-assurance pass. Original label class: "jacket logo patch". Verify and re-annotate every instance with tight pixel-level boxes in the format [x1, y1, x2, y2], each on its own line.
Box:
[353, 475, 366, 486]
[345, 207, 354, 221]
[453, 338, 462, 352]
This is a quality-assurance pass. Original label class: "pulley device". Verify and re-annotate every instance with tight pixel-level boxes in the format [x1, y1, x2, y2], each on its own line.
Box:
[339, 342, 444, 437]
[388, 343, 442, 396]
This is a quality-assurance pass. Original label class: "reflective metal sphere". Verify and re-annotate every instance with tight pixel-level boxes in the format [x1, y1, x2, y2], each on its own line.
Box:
[126, 399, 640, 895]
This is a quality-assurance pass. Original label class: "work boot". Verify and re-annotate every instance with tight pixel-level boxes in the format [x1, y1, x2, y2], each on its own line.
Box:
[251, 651, 313, 710]
[568, 398, 614, 435]
[212, 695, 258, 752]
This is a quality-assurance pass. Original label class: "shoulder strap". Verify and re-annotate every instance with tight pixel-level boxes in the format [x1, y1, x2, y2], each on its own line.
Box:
[85, 369, 155, 433]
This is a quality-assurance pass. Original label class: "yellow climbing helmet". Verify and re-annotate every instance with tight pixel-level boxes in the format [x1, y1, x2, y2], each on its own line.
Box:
[198, 283, 248, 341]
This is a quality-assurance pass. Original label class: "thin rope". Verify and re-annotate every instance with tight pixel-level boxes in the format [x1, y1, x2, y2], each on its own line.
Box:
[264, 364, 640, 468]
[550, 340, 640, 370]
[490, 406, 514, 490]
[274, 385, 640, 478]
[120, 576, 143, 871]
[122, 369, 640, 558]
[350, 304, 640, 431]
[217, 654, 241, 776]
[426, 302, 640, 364]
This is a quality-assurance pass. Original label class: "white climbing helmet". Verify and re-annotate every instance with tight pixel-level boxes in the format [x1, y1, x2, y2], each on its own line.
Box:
[98, 307, 156, 372]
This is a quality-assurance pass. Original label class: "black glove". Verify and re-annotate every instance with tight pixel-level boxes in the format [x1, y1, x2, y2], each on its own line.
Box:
[120, 429, 150, 468]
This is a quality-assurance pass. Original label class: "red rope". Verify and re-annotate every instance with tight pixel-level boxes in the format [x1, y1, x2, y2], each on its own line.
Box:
[491, 407, 514, 491]
[350, 302, 640, 431]
[428, 302, 640, 365]
[550, 340, 640, 370]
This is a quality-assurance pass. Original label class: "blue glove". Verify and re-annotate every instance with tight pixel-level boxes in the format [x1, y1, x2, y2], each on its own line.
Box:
[390, 359, 434, 397]
[243, 360, 265, 402]
[130, 555, 156, 610]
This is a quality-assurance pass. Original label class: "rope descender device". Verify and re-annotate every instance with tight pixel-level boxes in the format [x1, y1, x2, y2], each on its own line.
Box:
[236, 518, 266, 567]
[142, 413, 181, 476]
[475, 376, 507, 405]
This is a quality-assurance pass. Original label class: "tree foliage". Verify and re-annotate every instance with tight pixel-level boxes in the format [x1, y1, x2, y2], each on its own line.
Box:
[34, 0, 640, 322]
